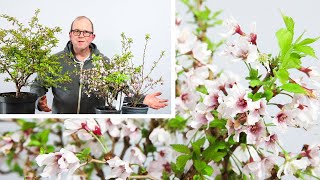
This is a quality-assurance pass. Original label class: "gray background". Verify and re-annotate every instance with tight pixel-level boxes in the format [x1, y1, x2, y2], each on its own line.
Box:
[0, 0, 172, 114]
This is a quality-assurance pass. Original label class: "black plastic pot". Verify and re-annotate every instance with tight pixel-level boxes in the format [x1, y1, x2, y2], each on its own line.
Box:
[121, 103, 149, 114]
[0, 92, 38, 114]
[95, 106, 121, 114]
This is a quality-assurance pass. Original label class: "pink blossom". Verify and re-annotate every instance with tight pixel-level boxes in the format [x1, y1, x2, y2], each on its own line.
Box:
[0, 131, 21, 154]
[299, 66, 320, 88]
[264, 133, 279, 155]
[120, 119, 141, 143]
[246, 121, 266, 145]
[149, 127, 171, 146]
[185, 66, 210, 87]
[176, 28, 197, 54]
[105, 118, 125, 137]
[147, 149, 172, 179]
[277, 153, 309, 178]
[218, 84, 256, 118]
[64, 119, 106, 140]
[176, 89, 200, 112]
[106, 156, 133, 180]
[273, 109, 296, 131]
[203, 90, 221, 110]
[221, 16, 245, 37]
[243, 156, 275, 179]
[192, 41, 211, 64]
[189, 103, 214, 129]
[300, 144, 320, 167]
[288, 95, 319, 129]
[247, 99, 268, 125]
[222, 37, 259, 63]
[35, 148, 80, 180]
[231, 145, 260, 175]
[129, 147, 146, 166]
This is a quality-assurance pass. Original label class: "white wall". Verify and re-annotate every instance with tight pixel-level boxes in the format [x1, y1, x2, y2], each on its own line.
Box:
[0, 0, 172, 114]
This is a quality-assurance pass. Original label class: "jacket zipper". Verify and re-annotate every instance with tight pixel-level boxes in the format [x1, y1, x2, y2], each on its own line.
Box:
[77, 62, 84, 114]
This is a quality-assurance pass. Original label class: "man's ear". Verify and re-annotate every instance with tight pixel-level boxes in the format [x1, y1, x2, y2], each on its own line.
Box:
[92, 34, 96, 40]
[69, 32, 72, 39]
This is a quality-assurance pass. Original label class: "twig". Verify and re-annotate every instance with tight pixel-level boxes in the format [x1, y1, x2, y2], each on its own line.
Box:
[129, 174, 158, 180]
[120, 136, 131, 159]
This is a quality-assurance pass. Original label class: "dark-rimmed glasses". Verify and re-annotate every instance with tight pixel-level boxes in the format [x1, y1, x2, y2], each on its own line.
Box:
[71, 29, 93, 37]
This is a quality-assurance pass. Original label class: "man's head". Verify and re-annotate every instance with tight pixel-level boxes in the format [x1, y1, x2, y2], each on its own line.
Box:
[69, 16, 95, 52]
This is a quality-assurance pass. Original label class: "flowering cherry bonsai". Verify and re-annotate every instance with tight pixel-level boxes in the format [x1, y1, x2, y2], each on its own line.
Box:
[82, 33, 131, 112]
[122, 33, 165, 109]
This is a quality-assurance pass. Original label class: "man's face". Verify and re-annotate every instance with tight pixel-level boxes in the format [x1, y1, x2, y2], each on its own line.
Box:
[69, 18, 95, 52]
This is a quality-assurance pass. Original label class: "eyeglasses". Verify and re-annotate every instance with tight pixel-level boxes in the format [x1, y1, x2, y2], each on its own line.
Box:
[71, 29, 93, 37]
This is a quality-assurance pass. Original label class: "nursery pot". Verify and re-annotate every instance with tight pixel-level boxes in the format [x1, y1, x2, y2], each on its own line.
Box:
[0, 92, 38, 114]
[95, 106, 121, 114]
[121, 103, 149, 114]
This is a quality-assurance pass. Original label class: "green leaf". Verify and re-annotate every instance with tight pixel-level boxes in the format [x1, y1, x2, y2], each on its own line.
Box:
[203, 165, 214, 176]
[12, 163, 23, 176]
[213, 152, 228, 162]
[40, 129, 50, 144]
[282, 53, 301, 69]
[281, 83, 306, 94]
[275, 69, 289, 84]
[192, 137, 206, 157]
[21, 122, 36, 131]
[276, 28, 293, 56]
[294, 45, 317, 58]
[194, 160, 207, 172]
[167, 116, 187, 131]
[209, 119, 226, 129]
[249, 68, 259, 79]
[250, 80, 263, 87]
[193, 175, 203, 180]
[146, 144, 157, 153]
[77, 148, 91, 161]
[206, 135, 217, 144]
[141, 128, 149, 138]
[40, 145, 55, 154]
[196, 7, 211, 21]
[202, 142, 227, 161]
[171, 144, 191, 154]
[281, 13, 295, 33]
[176, 154, 191, 170]
[28, 140, 41, 147]
[193, 137, 206, 147]
[251, 92, 263, 101]
[196, 85, 208, 95]
[297, 37, 320, 46]
[263, 89, 274, 101]
[210, 10, 223, 19]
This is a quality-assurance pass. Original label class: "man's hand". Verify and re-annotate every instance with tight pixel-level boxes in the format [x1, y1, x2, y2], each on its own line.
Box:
[143, 92, 168, 110]
[38, 95, 52, 112]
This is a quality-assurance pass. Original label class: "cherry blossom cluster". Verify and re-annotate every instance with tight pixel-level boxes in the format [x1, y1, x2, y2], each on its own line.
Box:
[174, 2, 320, 178]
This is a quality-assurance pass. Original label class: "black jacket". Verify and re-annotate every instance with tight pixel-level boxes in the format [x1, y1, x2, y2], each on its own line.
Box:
[30, 41, 107, 114]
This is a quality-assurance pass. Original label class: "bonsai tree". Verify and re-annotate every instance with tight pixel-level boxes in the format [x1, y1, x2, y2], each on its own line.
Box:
[82, 33, 132, 110]
[0, 9, 70, 98]
[123, 33, 165, 107]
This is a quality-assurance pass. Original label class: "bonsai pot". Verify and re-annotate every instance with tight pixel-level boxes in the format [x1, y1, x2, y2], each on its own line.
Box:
[95, 106, 121, 114]
[0, 92, 38, 114]
[121, 103, 149, 114]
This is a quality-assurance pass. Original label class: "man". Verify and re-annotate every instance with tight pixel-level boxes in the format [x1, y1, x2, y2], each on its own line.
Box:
[31, 16, 168, 114]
